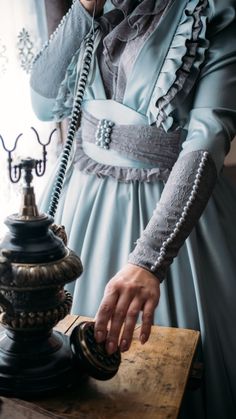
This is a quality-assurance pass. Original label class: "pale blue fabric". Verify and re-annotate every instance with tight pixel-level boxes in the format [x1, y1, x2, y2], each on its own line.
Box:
[40, 144, 236, 419]
[32, 1, 236, 418]
[122, 0, 187, 115]
[82, 99, 148, 124]
[30, 0, 235, 172]
[32, 0, 48, 43]
[104, 0, 115, 13]
[30, 89, 56, 121]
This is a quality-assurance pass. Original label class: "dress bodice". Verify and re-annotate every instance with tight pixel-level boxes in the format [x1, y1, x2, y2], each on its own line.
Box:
[52, 0, 210, 132]
[30, 0, 236, 172]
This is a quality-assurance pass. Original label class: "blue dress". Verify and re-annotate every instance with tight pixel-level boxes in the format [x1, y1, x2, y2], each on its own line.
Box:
[30, 1, 236, 417]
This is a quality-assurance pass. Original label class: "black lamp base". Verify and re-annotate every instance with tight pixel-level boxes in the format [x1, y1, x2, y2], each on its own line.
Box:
[0, 328, 77, 398]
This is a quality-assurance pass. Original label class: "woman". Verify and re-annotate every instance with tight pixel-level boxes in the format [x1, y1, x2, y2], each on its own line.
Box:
[30, 0, 236, 417]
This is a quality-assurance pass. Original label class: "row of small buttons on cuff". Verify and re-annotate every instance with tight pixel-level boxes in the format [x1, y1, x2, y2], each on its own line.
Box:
[150, 151, 209, 274]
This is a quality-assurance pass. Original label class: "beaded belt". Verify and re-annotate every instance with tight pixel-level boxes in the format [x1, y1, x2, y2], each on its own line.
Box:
[80, 110, 183, 169]
[73, 110, 185, 183]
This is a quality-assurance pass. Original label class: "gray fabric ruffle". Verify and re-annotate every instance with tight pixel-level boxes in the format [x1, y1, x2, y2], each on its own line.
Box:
[152, 0, 209, 130]
[74, 140, 171, 183]
[101, 0, 174, 68]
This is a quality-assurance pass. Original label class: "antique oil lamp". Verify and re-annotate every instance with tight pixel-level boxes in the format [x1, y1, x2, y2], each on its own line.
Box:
[0, 130, 120, 397]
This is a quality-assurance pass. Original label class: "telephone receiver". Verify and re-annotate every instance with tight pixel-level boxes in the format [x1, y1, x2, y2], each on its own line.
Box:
[69, 320, 121, 380]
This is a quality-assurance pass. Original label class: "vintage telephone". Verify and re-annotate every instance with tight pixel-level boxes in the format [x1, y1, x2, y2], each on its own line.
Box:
[0, 152, 121, 396]
[0, 2, 121, 397]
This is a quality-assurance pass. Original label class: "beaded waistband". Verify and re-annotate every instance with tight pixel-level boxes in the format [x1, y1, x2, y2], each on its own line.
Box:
[72, 109, 185, 183]
[80, 110, 184, 170]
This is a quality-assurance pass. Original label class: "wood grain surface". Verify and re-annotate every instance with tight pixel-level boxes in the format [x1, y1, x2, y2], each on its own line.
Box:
[0, 315, 200, 419]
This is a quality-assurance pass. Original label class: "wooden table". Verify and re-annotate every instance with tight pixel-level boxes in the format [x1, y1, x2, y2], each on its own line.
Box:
[0, 315, 200, 419]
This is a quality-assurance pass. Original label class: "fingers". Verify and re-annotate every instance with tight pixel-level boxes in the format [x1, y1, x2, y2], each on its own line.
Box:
[119, 297, 143, 352]
[94, 264, 161, 355]
[95, 287, 134, 354]
[104, 294, 131, 354]
[139, 298, 157, 344]
[107, 294, 145, 354]
[119, 296, 158, 352]
[95, 293, 156, 355]
[94, 285, 119, 344]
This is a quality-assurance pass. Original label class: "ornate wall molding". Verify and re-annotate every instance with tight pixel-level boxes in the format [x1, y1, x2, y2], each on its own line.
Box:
[17, 28, 35, 73]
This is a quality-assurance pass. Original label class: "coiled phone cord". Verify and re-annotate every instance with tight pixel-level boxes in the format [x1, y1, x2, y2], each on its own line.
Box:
[48, 3, 97, 218]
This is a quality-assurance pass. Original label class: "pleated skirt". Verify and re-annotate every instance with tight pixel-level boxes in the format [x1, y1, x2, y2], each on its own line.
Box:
[40, 155, 236, 419]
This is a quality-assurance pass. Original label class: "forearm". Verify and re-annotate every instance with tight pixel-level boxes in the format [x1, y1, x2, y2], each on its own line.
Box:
[128, 150, 217, 281]
[30, 1, 98, 101]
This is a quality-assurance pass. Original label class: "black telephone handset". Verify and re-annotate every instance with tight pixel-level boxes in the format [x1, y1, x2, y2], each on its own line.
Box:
[70, 321, 121, 380]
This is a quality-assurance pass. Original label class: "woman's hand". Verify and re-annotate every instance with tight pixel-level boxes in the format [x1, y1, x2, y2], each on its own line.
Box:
[94, 263, 160, 354]
[80, 0, 106, 15]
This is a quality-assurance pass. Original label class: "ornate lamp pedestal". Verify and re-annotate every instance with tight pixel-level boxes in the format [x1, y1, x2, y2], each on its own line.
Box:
[0, 158, 83, 396]
[0, 156, 121, 398]
[0, 328, 76, 396]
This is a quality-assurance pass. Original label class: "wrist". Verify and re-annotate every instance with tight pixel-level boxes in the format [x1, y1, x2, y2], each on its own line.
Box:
[127, 263, 162, 283]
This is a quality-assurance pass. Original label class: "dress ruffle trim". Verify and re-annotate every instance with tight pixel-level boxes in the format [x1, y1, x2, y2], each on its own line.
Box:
[149, 0, 209, 131]
[74, 142, 170, 183]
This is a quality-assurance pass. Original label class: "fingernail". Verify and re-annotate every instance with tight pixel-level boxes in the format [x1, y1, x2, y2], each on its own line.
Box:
[120, 339, 128, 352]
[140, 334, 147, 344]
[95, 331, 104, 343]
[106, 341, 115, 354]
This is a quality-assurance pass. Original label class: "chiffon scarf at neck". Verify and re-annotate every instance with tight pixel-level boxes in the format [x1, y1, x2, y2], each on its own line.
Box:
[102, 0, 174, 66]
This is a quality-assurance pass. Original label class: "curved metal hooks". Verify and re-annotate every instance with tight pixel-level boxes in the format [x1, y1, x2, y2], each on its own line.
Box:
[0, 133, 23, 153]
[0, 127, 57, 184]
[30, 127, 57, 177]
[0, 133, 24, 183]
[30, 126, 57, 147]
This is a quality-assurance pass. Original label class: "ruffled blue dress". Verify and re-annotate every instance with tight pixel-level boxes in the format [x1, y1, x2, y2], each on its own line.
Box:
[30, 1, 236, 417]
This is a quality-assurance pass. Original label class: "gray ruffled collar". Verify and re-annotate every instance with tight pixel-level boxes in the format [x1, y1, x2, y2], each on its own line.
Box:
[102, 0, 173, 68]
[109, 0, 173, 41]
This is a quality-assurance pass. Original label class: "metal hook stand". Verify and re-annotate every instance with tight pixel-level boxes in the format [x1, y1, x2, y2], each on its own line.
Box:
[0, 126, 57, 185]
